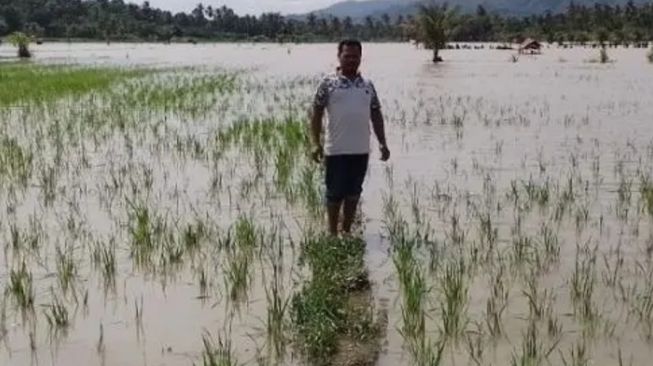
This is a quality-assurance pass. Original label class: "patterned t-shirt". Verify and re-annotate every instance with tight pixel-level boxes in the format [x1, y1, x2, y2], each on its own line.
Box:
[313, 72, 381, 156]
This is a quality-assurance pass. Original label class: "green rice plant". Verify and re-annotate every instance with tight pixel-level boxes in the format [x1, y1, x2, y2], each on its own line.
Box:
[510, 320, 560, 366]
[523, 271, 554, 321]
[264, 236, 290, 361]
[7, 262, 35, 315]
[39, 165, 58, 206]
[0, 136, 33, 186]
[538, 223, 560, 268]
[198, 332, 240, 366]
[0, 64, 147, 107]
[290, 235, 375, 364]
[465, 323, 485, 366]
[486, 266, 509, 338]
[91, 240, 117, 292]
[439, 259, 468, 343]
[126, 199, 167, 269]
[44, 291, 70, 334]
[640, 175, 653, 217]
[630, 281, 653, 341]
[56, 245, 77, 297]
[570, 243, 599, 334]
[394, 240, 427, 342]
[559, 340, 590, 366]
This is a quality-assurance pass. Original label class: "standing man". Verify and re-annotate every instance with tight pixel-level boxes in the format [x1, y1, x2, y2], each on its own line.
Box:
[311, 39, 390, 236]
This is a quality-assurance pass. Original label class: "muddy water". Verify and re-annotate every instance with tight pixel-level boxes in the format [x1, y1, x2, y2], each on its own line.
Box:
[1, 42, 653, 366]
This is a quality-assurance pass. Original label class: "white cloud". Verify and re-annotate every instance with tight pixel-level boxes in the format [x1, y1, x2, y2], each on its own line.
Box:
[138, 0, 342, 15]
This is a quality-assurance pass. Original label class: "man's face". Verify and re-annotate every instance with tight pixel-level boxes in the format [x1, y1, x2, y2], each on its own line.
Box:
[338, 45, 362, 74]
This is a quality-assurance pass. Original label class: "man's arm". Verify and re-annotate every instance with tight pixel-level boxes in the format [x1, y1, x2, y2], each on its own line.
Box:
[310, 78, 329, 162]
[370, 83, 390, 161]
[310, 105, 325, 162]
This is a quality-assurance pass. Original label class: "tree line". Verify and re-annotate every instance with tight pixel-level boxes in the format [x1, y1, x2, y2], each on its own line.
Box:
[1, 0, 653, 44]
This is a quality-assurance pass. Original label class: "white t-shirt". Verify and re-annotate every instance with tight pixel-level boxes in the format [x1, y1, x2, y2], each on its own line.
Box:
[313, 72, 381, 156]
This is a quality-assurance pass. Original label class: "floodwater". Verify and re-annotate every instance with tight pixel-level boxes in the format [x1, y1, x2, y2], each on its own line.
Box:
[1, 42, 653, 366]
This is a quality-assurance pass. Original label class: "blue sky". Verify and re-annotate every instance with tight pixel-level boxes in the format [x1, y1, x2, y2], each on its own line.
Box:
[139, 0, 342, 15]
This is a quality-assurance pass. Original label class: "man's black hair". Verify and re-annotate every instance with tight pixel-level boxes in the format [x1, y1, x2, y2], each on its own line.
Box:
[338, 39, 362, 55]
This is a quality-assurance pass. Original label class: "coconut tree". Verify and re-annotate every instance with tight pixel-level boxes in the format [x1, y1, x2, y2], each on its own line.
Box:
[7, 32, 32, 58]
[417, 3, 458, 63]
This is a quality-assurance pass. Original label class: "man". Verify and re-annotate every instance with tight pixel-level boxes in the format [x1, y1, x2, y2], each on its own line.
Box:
[311, 39, 390, 236]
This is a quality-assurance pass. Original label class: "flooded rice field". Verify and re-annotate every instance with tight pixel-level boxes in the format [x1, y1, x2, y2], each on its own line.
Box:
[1, 42, 653, 366]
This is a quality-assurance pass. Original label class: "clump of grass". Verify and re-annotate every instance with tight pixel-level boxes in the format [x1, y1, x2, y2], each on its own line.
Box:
[56, 245, 77, 297]
[290, 235, 378, 364]
[223, 216, 260, 306]
[126, 199, 167, 269]
[440, 259, 469, 343]
[511, 320, 560, 366]
[198, 332, 239, 366]
[0, 136, 33, 186]
[570, 243, 599, 334]
[640, 176, 653, 217]
[560, 340, 590, 366]
[91, 240, 117, 292]
[44, 292, 70, 335]
[7, 262, 35, 315]
[486, 266, 509, 338]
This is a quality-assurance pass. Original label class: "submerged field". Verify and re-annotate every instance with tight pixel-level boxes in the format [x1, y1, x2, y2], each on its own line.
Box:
[1, 43, 653, 366]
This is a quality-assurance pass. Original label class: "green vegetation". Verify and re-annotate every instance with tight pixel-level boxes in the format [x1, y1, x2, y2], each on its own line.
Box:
[1, 0, 653, 44]
[291, 235, 382, 364]
[0, 64, 145, 107]
[7, 31, 31, 58]
[417, 3, 458, 62]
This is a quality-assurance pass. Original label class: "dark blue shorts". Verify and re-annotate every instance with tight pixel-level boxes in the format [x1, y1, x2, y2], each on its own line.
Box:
[325, 154, 369, 204]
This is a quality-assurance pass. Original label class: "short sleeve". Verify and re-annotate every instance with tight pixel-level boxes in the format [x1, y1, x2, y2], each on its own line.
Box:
[313, 78, 330, 109]
[370, 82, 381, 111]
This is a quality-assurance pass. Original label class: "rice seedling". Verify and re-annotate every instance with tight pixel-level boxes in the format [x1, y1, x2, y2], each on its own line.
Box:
[7, 262, 35, 315]
[560, 340, 590, 366]
[510, 319, 560, 366]
[56, 245, 78, 297]
[197, 331, 240, 366]
[91, 239, 117, 292]
[570, 242, 599, 334]
[44, 291, 70, 335]
[439, 259, 469, 343]
[486, 266, 510, 338]
[263, 234, 290, 361]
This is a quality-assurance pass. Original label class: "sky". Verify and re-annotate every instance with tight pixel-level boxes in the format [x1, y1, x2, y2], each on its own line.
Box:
[138, 0, 344, 15]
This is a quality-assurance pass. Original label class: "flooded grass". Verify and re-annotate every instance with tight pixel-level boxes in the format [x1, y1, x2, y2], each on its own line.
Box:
[1, 43, 653, 366]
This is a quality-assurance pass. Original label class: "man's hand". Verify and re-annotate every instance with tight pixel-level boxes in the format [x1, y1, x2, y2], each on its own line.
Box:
[380, 145, 390, 162]
[312, 145, 324, 163]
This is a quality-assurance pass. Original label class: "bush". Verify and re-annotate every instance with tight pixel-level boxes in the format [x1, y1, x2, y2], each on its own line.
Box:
[599, 47, 609, 63]
[7, 32, 32, 58]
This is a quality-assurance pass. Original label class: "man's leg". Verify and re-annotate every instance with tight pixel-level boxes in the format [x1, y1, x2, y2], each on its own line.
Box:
[325, 155, 344, 236]
[327, 201, 342, 236]
[342, 195, 360, 234]
[342, 154, 369, 234]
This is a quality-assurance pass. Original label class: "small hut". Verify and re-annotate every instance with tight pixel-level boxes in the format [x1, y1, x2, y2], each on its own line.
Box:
[519, 38, 541, 54]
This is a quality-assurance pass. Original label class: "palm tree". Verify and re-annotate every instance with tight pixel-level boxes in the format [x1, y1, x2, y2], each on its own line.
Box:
[8, 32, 32, 58]
[417, 3, 458, 63]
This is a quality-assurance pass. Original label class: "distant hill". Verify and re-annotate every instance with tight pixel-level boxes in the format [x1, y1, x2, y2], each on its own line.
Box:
[300, 0, 651, 19]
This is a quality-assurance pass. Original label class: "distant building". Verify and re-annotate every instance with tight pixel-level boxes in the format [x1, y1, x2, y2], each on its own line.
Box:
[519, 38, 542, 54]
